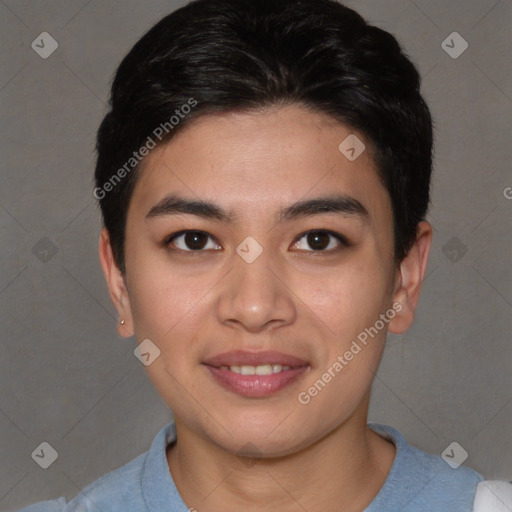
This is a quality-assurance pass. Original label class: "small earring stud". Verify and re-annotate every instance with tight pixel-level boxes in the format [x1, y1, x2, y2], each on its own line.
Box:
[119, 319, 125, 325]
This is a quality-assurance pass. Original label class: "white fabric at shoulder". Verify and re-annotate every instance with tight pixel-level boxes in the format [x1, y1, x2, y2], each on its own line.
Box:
[473, 480, 512, 512]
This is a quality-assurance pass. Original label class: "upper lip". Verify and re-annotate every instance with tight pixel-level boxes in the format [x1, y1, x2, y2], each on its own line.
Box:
[203, 350, 309, 368]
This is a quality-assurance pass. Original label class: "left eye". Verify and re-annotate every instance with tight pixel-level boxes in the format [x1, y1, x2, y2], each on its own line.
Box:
[291, 230, 347, 252]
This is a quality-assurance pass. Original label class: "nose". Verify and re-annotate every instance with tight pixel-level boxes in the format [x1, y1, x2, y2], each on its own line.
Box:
[216, 244, 297, 333]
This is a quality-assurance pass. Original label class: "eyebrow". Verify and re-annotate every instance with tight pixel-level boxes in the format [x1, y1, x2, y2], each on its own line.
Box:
[146, 193, 370, 224]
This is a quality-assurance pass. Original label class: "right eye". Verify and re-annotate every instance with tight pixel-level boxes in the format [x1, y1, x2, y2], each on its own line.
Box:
[165, 230, 222, 252]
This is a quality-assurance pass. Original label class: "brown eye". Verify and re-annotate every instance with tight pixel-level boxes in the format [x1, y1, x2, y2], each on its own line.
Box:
[166, 231, 221, 252]
[292, 230, 348, 252]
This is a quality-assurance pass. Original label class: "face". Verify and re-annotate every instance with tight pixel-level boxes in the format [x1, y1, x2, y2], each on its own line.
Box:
[101, 104, 429, 457]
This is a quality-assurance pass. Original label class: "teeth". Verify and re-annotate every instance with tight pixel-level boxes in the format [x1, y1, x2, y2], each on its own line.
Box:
[255, 365, 272, 375]
[220, 364, 293, 374]
[240, 365, 256, 375]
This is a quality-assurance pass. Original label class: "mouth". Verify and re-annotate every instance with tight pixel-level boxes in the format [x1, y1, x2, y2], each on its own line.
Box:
[202, 350, 310, 397]
[217, 363, 294, 375]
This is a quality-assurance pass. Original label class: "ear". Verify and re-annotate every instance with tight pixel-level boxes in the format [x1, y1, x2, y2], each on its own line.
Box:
[388, 221, 433, 334]
[98, 227, 134, 338]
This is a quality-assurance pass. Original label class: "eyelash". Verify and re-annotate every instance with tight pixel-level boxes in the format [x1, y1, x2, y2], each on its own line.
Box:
[163, 229, 350, 255]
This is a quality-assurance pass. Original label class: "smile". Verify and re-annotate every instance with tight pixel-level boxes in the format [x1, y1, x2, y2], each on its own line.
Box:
[202, 350, 310, 397]
[220, 364, 292, 375]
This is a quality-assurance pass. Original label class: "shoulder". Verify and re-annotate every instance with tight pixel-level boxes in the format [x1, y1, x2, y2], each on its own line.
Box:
[367, 423, 484, 511]
[13, 422, 177, 512]
[65, 450, 148, 510]
[13, 497, 68, 512]
[14, 452, 147, 512]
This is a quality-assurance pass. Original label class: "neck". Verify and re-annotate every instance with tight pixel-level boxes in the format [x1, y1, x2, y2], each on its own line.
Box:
[166, 402, 395, 512]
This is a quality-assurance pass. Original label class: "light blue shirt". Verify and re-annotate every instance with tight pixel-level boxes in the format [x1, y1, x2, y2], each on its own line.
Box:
[15, 422, 483, 511]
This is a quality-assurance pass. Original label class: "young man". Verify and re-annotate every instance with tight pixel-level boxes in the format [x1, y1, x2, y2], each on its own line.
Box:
[16, 0, 512, 511]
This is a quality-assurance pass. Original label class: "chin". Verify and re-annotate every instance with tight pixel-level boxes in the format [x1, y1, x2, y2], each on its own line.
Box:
[204, 410, 316, 458]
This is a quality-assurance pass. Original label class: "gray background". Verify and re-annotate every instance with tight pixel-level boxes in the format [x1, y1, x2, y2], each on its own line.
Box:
[1, 0, 511, 509]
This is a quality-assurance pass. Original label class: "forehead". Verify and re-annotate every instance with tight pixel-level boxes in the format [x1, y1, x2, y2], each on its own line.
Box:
[128, 105, 391, 229]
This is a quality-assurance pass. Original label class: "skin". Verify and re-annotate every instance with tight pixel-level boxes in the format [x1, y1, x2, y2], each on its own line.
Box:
[99, 104, 432, 512]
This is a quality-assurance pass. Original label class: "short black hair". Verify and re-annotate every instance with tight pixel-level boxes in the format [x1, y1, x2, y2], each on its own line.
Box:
[94, 0, 434, 274]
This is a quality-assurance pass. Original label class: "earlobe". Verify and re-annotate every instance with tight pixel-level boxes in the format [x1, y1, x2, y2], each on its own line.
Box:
[98, 228, 134, 338]
[388, 221, 433, 335]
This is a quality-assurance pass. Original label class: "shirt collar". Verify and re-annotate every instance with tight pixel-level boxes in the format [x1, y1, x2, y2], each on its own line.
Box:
[141, 421, 187, 511]
[140, 421, 406, 511]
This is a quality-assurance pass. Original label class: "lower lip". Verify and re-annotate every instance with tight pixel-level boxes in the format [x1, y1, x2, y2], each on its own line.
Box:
[204, 365, 309, 397]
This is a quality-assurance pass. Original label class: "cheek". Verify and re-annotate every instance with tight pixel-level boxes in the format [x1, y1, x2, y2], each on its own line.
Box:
[126, 263, 213, 404]
[294, 254, 392, 413]
[297, 258, 392, 342]
[126, 253, 206, 342]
